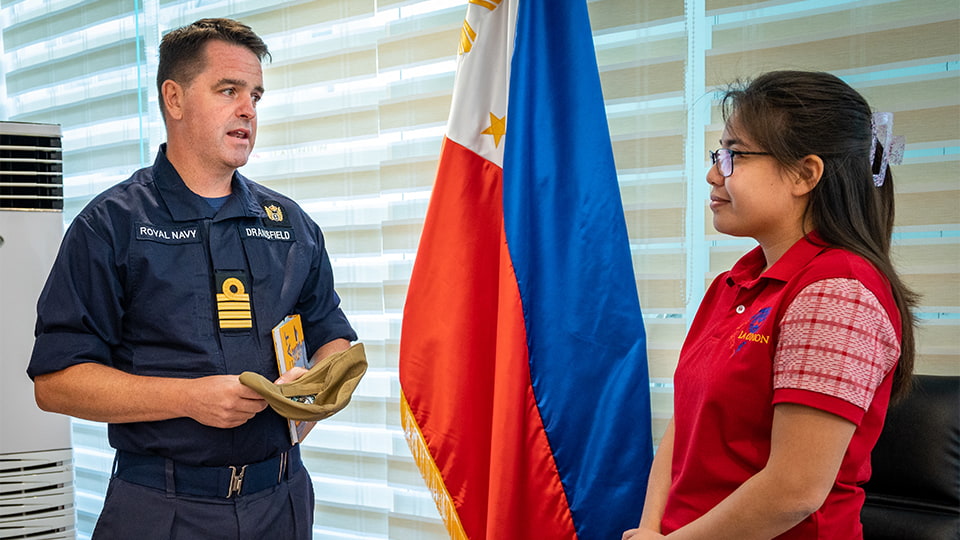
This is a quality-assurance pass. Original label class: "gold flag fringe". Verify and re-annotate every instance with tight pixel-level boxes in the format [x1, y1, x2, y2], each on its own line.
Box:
[401, 390, 469, 540]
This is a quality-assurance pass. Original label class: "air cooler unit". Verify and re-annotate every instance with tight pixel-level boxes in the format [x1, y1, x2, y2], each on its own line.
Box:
[0, 121, 75, 539]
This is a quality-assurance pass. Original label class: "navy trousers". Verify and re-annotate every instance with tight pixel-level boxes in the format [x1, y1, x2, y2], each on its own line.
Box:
[91, 465, 314, 539]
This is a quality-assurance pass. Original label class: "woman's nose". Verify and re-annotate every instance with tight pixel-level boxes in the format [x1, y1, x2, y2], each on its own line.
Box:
[706, 161, 724, 186]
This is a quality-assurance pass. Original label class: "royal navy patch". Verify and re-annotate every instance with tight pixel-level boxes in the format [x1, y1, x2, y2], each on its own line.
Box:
[135, 222, 201, 244]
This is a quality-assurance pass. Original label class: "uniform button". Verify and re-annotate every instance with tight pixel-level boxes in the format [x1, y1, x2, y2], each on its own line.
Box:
[736, 305, 745, 314]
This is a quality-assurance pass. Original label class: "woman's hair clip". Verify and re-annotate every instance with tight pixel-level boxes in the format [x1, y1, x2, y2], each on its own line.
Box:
[870, 112, 905, 187]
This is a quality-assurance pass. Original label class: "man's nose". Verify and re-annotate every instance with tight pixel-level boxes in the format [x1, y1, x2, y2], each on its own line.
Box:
[238, 96, 256, 119]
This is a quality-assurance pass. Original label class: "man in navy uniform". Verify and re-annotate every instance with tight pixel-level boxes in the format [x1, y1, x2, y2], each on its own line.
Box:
[27, 18, 356, 538]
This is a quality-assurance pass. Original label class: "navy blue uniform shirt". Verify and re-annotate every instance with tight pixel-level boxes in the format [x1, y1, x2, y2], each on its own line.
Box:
[29, 145, 357, 466]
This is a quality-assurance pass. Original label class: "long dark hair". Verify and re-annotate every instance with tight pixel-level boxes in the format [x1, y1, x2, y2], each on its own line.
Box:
[720, 70, 918, 401]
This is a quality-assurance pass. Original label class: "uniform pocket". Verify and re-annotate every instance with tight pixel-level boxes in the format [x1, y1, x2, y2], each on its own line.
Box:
[93, 478, 176, 540]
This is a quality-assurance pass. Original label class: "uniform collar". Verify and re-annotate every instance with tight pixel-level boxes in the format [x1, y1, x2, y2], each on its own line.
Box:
[153, 144, 264, 223]
[727, 231, 829, 288]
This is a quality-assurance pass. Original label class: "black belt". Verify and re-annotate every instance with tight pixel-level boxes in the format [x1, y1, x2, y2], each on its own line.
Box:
[114, 445, 301, 499]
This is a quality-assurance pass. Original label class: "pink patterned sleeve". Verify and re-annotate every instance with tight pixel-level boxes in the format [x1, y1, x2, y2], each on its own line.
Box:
[774, 278, 900, 411]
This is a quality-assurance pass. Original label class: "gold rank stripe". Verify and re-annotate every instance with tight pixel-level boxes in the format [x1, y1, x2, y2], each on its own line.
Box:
[217, 294, 250, 302]
[219, 311, 252, 320]
[220, 319, 252, 329]
[217, 301, 250, 311]
[217, 301, 252, 327]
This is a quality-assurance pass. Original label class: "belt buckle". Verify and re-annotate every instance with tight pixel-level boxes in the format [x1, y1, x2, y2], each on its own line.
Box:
[226, 464, 247, 498]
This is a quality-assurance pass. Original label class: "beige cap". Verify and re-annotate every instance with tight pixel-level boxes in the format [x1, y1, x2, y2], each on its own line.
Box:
[240, 343, 368, 421]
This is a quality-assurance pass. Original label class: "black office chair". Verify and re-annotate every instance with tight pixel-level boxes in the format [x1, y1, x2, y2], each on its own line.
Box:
[861, 374, 960, 539]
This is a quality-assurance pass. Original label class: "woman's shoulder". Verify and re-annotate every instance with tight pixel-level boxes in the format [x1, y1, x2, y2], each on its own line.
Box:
[806, 246, 880, 278]
[790, 246, 896, 310]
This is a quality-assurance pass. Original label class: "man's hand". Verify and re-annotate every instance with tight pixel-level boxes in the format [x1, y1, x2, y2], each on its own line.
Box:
[182, 375, 268, 428]
[275, 366, 308, 384]
[271, 338, 353, 386]
[35, 363, 267, 428]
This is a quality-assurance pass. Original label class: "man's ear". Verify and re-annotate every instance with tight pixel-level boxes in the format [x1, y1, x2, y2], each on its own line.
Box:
[794, 154, 824, 196]
[161, 80, 185, 121]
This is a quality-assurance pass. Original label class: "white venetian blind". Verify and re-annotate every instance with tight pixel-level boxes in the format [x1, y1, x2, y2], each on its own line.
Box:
[0, 0, 956, 538]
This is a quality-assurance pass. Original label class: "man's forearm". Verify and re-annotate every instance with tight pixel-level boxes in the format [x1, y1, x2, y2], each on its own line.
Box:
[34, 362, 268, 428]
[34, 362, 193, 423]
[309, 338, 352, 367]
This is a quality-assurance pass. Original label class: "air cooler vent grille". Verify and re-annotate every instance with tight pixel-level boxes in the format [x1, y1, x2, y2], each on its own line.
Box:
[0, 131, 63, 211]
[0, 449, 74, 540]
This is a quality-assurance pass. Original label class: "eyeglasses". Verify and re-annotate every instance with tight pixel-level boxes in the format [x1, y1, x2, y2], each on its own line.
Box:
[709, 148, 771, 177]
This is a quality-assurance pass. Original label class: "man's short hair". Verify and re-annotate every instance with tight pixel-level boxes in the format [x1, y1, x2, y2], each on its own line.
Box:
[156, 18, 270, 120]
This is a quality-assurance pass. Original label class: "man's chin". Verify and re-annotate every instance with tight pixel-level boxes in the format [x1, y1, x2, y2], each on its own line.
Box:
[226, 152, 252, 170]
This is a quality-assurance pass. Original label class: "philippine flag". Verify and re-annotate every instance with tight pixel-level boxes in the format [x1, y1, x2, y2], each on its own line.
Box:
[398, 1, 653, 538]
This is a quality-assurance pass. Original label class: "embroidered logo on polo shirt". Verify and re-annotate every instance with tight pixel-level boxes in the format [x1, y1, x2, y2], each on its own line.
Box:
[734, 306, 771, 353]
[215, 271, 252, 331]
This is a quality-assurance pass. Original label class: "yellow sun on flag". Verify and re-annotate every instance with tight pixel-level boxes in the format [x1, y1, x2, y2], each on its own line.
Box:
[481, 112, 506, 147]
[459, 20, 477, 55]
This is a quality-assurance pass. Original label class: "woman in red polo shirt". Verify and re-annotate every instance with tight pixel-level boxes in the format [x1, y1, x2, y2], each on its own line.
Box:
[624, 71, 917, 539]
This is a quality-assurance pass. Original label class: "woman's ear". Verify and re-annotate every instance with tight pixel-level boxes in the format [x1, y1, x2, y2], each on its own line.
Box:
[161, 80, 185, 121]
[794, 154, 824, 196]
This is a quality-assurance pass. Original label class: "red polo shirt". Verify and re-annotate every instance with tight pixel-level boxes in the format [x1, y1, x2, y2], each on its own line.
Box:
[663, 233, 901, 538]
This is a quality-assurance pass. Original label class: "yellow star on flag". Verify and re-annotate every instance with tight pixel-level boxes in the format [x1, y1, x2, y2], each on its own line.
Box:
[481, 113, 506, 147]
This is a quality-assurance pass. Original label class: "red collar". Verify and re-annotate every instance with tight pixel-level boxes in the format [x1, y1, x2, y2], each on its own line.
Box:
[726, 232, 829, 288]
